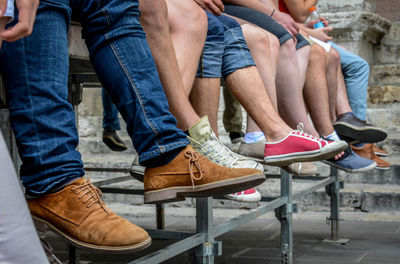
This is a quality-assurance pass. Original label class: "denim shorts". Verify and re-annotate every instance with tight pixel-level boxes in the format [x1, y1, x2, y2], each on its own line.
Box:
[224, 4, 309, 50]
[197, 13, 255, 78]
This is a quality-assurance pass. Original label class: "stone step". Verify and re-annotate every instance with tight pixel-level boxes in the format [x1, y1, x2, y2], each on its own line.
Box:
[366, 104, 400, 133]
[370, 64, 400, 86]
[383, 21, 400, 42]
[368, 85, 400, 104]
[97, 176, 400, 212]
[375, 44, 400, 65]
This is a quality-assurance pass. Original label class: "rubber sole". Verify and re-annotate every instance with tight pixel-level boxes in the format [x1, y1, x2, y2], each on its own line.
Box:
[33, 216, 151, 253]
[333, 122, 387, 143]
[264, 142, 348, 167]
[144, 173, 265, 204]
[322, 160, 377, 173]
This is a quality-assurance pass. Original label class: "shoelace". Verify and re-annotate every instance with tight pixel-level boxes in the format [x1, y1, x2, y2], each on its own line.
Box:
[184, 150, 204, 189]
[294, 122, 323, 142]
[200, 133, 239, 167]
[71, 180, 108, 213]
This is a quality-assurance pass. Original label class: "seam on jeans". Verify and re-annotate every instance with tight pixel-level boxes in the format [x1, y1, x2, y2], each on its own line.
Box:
[106, 36, 162, 142]
[100, 7, 163, 151]
[229, 27, 253, 66]
[19, 38, 44, 167]
[222, 27, 254, 76]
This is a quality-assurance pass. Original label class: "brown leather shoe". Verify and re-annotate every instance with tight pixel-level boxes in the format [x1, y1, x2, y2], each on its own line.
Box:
[372, 144, 389, 157]
[144, 145, 265, 204]
[28, 178, 151, 253]
[351, 144, 391, 170]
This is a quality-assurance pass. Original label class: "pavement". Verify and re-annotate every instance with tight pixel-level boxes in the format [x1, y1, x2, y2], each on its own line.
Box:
[43, 207, 400, 264]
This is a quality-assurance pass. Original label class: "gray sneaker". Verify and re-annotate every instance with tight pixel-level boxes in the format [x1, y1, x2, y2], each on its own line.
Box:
[188, 117, 264, 172]
[238, 141, 265, 162]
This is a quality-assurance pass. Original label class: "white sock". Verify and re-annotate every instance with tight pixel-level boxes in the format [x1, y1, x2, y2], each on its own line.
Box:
[325, 130, 341, 141]
[244, 131, 266, 144]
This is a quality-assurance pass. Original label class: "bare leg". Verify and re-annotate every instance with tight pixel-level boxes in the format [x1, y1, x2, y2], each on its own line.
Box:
[240, 24, 280, 134]
[139, 0, 206, 130]
[167, 0, 208, 95]
[326, 48, 340, 122]
[190, 78, 221, 135]
[296, 45, 310, 89]
[335, 63, 353, 120]
[225, 66, 292, 142]
[276, 39, 318, 136]
[303, 44, 335, 137]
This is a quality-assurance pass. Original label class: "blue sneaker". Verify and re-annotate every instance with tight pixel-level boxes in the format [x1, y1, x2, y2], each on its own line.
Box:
[323, 146, 376, 172]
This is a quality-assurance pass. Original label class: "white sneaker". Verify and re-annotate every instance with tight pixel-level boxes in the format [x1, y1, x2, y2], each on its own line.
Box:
[225, 188, 262, 203]
[188, 117, 264, 172]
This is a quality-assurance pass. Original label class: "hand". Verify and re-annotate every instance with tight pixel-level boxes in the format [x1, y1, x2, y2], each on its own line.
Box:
[320, 17, 329, 27]
[0, 0, 39, 42]
[310, 27, 332, 42]
[272, 10, 299, 37]
[194, 0, 224, 16]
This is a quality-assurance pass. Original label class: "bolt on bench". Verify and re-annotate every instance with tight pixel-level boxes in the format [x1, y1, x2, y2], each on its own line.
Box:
[0, 23, 349, 264]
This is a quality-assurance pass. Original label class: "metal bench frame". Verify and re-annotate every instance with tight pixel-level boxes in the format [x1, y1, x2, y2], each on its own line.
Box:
[0, 39, 349, 264]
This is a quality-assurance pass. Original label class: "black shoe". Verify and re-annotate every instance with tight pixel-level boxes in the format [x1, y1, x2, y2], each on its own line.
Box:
[333, 112, 387, 143]
[102, 129, 128, 152]
[229, 132, 244, 144]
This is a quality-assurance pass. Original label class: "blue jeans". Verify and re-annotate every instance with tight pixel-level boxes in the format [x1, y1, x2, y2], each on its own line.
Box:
[0, 0, 188, 195]
[102, 88, 120, 131]
[197, 13, 255, 78]
[331, 42, 369, 121]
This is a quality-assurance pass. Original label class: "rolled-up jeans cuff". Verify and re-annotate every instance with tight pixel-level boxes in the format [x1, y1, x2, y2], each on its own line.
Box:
[222, 27, 256, 78]
[196, 40, 224, 78]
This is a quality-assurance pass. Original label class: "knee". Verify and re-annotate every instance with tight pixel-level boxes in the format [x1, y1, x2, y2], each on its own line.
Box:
[268, 33, 280, 53]
[280, 38, 297, 57]
[310, 44, 327, 63]
[328, 48, 340, 67]
[139, 0, 168, 31]
[167, 0, 207, 37]
[241, 24, 271, 50]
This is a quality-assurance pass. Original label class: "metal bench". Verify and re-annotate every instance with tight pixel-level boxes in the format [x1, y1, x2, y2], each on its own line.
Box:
[0, 23, 349, 264]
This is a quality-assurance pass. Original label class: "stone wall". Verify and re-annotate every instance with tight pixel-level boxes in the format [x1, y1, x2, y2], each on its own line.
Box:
[374, 0, 400, 22]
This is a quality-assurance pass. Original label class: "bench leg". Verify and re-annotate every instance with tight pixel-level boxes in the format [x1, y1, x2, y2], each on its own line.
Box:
[156, 203, 165, 230]
[324, 167, 349, 245]
[68, 244, 79, 264]
[193, 197, 220, 264]
[276, 169, 293, 264]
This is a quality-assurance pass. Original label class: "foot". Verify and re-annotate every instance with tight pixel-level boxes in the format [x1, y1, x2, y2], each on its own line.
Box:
[264, 130, 348, 167]
[188, 117, 264, 203]
[188, 117, 263, 172]
[238, 141, 265, 162]
[282, 162, 318, 176]
[144, 145, 265, 204]
[334, 112, 387, 143]
[28, 178, 151, 253]
[351, 144, 391, 170]
[323, 146, 377, 172]
[225, 188, 262, 203]
[372, 144, 389, 157]
[102, 129, 128, 152]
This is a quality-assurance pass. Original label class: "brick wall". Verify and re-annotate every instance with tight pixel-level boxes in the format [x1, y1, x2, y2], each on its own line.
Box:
[374, 0, 400, 22]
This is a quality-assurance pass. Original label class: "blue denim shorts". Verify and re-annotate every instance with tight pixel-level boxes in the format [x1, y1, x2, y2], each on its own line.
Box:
[197, 13, 255, 78]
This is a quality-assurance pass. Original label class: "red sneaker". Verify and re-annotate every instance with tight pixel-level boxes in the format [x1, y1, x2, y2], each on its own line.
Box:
[225, 188, 262, 203]
[264, 130, 348, 166]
